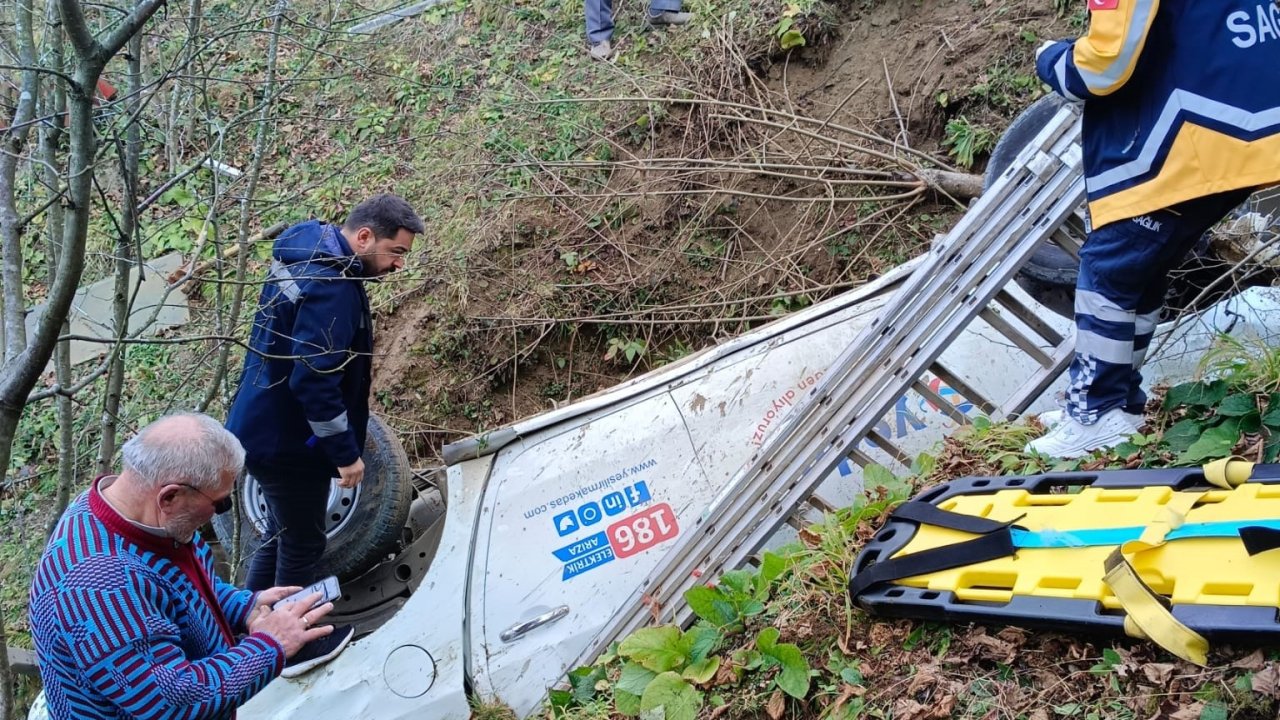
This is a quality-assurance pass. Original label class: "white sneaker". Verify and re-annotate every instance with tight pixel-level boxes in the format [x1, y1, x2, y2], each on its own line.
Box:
[1025, 408, 1140, 459]
[1036, 409, 1067, 429]
[1036, 408, 1141, 431]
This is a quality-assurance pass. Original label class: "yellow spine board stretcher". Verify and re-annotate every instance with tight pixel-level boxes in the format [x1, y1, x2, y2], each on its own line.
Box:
[849, 459, 1280, 665]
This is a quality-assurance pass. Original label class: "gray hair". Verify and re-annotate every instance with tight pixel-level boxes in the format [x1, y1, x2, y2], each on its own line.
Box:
[121, 413, 245, 490]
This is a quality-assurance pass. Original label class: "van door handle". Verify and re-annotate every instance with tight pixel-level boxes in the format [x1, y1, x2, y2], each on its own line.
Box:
[500, 606, 570, 643]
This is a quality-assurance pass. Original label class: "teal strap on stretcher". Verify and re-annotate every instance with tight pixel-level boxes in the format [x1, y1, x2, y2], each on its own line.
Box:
[1010, 519, 1280, 549]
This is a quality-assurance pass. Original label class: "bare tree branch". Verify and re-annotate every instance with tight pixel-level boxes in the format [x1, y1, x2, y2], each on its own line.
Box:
[0, 0, 39, 362]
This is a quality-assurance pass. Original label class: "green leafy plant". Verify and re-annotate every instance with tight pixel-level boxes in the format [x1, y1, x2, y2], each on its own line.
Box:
[753, 627, 811, 698]
[550, 624, 721, 719]
[942, 117, 997, 169]
[1156, 378, 1280, 463]
[685, 551, 791, 631]
[604, 337, 646, 364]
[773, 4, 807, 50]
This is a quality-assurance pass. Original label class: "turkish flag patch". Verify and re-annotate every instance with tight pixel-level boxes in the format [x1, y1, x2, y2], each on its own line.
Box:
[1089, 0, 1119, 10]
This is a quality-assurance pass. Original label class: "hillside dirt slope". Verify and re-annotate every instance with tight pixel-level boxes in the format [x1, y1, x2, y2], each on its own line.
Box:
[372, 0, 1068, 462]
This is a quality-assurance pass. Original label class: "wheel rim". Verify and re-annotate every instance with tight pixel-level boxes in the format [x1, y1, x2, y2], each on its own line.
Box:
[243, 474, 362, 539]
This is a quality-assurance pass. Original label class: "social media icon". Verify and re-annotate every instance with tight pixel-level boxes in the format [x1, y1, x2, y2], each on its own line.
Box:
[578, 502, 603, 526]
[553, 511, 579, 537]
[625, 481, 652, 507]
[602, 492, 627, 516]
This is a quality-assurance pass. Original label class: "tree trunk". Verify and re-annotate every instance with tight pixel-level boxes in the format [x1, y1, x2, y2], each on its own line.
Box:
[0, 0, 39, 712]
[0, 407, 22, 720]
[199, 0, 287, 413]
[0, 0, 38, 363]
[96, 33, 143, 475]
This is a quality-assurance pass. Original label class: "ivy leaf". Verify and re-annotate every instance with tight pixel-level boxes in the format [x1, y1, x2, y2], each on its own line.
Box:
[756, 627, 811, 699]
[567, 665, 606, 703]
[756, 551, 788, 595]
[618, 662, 659, 695]
[863, 462, 911, 498]
[682, 656, 721, 684]
[1165, 380, 1229, 410]
[615, 689, 642, 717]
[639, 672, 704, 720]
[1262, 402, 1280, 430]
[619, 627, 691, 673]
[1113, 441, 1139, 456]
[1162, 418, 1205, 453]
[685, 586, 736, 627]
[1218, 393, 1258, 417]
[719, 570, 753, 595]
[1266, 437, 1280, 464]
[910, 452, 937, 477]
[1178, 418, 1243, 464]
[547, 688, 574, 710]
[684, 625, 722, 664]
[1240, 412, 1262, 434]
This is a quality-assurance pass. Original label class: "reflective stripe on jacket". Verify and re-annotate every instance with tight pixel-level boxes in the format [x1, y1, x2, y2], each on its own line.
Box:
[1036, 0, 1280, 228]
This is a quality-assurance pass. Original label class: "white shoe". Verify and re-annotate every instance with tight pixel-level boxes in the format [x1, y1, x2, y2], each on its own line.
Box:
[1036, 408, 1141, 431]
[1025, 408, 1140, 459]
[1036, 409, 1067, 429]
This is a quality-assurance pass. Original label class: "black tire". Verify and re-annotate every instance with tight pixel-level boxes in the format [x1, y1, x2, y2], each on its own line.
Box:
[211, 414, 414, 583]
[984, 94, 1079, 289]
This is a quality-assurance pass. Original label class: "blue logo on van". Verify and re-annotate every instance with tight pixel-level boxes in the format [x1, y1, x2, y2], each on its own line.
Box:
[553, 511, 579, 537]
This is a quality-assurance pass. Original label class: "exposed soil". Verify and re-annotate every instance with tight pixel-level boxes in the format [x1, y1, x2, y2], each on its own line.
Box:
[372, 0, 1073, 464]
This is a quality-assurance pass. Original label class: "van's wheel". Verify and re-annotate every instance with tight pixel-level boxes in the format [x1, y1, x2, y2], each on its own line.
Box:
[211, 414, 414, 582]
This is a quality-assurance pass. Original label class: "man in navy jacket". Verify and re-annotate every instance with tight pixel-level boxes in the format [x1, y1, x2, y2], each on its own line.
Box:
[1026, 0, 1280, 458]
[226, 194, 423, 597]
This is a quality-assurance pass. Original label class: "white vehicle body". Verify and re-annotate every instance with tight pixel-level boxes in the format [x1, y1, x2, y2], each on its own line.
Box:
[238, 262, 1280, 718]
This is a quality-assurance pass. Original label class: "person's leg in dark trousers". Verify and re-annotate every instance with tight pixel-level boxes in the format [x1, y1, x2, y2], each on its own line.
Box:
[648, 0, 682, 18]
[1068, 189, 1254, 424]
[245, 463, 332, 591]
[585, 0, 613, 45]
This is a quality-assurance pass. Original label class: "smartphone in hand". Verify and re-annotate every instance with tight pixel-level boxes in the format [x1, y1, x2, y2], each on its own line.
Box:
[272, 576, 341, 611]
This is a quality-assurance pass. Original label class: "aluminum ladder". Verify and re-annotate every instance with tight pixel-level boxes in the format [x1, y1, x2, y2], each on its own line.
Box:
[576, 103, 1088, 658]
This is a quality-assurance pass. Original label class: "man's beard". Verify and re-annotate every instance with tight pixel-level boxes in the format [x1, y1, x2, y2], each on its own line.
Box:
[164, 511, 203, 543]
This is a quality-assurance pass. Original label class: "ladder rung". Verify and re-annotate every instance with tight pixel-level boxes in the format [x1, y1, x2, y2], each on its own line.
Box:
[978, 307, 1055, 368]
[928, 362, 997, 416]
[911, 379, 971, 426]
[806, 493, 837, 515]
[865, 429, 913, 466]
[994, 289, 1066, 346]
[849, 448, 877, 468]
[997, 338, 1076, 420]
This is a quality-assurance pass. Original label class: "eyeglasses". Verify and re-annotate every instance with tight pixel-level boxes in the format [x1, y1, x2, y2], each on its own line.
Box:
[180, 484, 233, 515]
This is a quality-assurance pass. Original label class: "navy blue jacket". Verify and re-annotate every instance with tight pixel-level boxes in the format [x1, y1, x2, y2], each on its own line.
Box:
[226, 221, 372, 471]
[1036, 0, 1280, 229]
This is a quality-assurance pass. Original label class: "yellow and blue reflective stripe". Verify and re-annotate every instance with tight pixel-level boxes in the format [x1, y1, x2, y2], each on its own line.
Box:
[1088, 90, 1280, 193]
[1071, 0, 1161, 96]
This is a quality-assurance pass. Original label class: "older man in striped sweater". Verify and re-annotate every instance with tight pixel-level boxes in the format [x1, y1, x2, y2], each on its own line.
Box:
[29, 414, 335, 720]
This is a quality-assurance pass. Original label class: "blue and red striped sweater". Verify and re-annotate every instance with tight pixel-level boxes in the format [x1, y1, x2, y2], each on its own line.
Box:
[29, 478, 285, 719]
